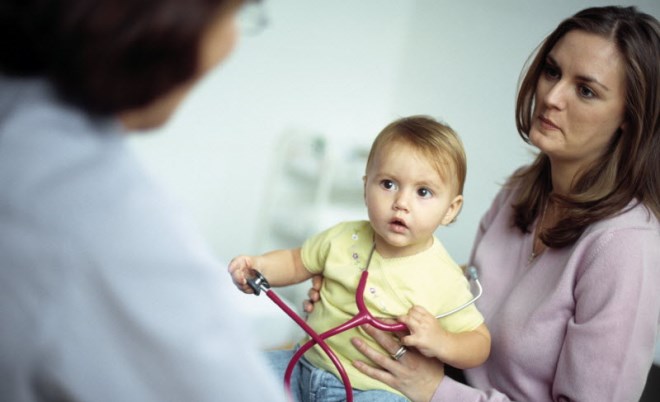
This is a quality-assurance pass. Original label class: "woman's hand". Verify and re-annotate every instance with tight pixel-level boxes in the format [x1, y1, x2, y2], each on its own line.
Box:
[302, 274, 323, 313]
[351, 324, 445, 402]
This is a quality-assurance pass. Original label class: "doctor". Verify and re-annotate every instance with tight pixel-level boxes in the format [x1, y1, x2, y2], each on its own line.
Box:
[0, 1, 286, 401]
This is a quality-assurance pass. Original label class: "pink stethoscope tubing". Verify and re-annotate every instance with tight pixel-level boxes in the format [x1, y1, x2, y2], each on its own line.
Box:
[248, 255, 482, 402]
[250, 268, 405, 402]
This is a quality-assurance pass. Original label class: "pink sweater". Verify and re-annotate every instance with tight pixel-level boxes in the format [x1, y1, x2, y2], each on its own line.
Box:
[433, 183, 660, 401]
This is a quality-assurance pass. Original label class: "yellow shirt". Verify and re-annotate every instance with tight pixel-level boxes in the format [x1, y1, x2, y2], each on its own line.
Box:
[301, 221, 484, 395]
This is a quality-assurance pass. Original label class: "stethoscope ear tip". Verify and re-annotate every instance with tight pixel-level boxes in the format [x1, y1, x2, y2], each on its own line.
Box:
[467, 266, 479, 280]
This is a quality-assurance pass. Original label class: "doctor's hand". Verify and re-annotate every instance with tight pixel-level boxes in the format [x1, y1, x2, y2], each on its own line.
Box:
[351, 324, 444, 402]
[227, 255, 258, 294]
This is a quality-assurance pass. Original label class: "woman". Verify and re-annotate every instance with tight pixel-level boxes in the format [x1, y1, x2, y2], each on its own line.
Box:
[305, 6, 660, 401]
[0, 1, 286, 401]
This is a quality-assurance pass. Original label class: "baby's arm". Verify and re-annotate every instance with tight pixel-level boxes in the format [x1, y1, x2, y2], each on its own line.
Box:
[398, 305, 490, 369]
[228, 248, 313, 293]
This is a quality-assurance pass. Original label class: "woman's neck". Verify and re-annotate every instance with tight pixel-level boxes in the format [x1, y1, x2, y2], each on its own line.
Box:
[549, 160, 581, 195]
[548, 153, 602, 196]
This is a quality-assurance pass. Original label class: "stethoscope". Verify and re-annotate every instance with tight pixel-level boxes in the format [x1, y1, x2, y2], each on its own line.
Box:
[247, 245, 483, 402]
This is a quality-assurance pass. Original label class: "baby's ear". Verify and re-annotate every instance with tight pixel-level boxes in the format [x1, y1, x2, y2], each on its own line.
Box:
[441, 195, 463, 225]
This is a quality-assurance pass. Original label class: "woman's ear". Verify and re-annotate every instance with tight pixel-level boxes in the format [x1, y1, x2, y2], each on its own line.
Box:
[363, 175, 368, 205]
[441, 195, 464, 225]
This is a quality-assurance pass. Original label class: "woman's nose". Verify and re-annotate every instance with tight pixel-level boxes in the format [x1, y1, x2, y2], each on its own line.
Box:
[542, 80, 567, 110]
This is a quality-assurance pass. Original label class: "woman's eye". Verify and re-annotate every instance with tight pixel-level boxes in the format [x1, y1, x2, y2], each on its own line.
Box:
[578, 84, 596, 99]
[380, 180, 396, 190]
[417, 188, 432, 198]
[543, 64, 560, 80]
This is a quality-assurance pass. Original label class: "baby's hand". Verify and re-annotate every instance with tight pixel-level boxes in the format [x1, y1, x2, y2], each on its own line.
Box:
[227, 255, 257, 294]
[398, 305, 448, 359]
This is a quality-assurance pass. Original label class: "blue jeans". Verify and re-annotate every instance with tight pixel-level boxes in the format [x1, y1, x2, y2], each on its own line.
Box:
[266, 349, 408, 402]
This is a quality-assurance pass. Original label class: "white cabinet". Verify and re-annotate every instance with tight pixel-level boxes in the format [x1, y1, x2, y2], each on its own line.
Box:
[256, 130, 369, 252]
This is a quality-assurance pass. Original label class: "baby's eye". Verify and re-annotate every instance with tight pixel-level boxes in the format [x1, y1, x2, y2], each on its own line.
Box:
[417, 187, 433, 198]
[380, 179, 397, 190]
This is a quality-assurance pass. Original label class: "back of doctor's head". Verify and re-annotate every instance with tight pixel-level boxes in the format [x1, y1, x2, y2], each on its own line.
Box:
[0, 0, 245, 116]
[365, 115, 467, 196]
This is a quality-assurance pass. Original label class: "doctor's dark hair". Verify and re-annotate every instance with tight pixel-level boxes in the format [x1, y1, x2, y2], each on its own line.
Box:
[366, 115, 467, 196]
[0, 0, 244, 115]
[512, 5, 660, 248]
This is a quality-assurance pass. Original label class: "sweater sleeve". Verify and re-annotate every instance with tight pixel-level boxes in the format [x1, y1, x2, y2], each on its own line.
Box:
[432, 377, 514, 401]
[550, 225, 660, 401]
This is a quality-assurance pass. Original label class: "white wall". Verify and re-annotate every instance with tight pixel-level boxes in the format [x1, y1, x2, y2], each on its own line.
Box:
[131, 0, 659, 264]
[129, 0, 660, 346]
[130, 0, 416, 261]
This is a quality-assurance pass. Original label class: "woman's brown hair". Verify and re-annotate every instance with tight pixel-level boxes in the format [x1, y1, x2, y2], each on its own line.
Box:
[512, 5, 660, 248]
[0, 0, 245, 115]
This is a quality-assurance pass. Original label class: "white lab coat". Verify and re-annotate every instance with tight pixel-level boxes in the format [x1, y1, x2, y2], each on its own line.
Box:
[0, 76, 286, 402]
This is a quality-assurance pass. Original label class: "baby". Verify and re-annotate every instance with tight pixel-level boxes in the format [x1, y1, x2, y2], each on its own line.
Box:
[229, 115, 490, 401]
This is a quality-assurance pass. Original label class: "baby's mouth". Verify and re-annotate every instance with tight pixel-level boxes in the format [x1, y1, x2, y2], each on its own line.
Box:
[389, 218, 408, 231]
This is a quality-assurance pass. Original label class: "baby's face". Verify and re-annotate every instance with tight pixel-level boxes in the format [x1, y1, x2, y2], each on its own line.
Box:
[363, 143, 462, 258]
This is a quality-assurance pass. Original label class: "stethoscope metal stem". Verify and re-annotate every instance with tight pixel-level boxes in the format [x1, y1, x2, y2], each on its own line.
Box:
[436, 267, 482, 319]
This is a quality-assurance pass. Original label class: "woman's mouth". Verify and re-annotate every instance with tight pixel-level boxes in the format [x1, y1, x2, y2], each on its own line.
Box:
[538, 115, 560, 131]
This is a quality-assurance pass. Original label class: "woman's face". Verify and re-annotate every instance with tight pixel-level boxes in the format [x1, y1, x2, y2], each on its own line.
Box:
[529, 30, 627, 172]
